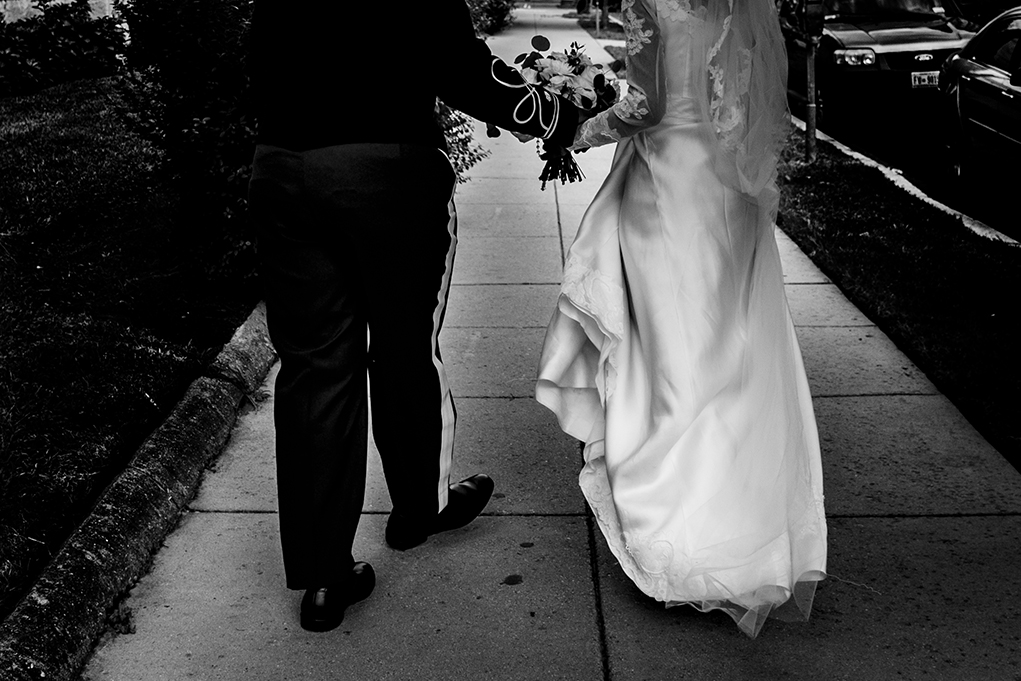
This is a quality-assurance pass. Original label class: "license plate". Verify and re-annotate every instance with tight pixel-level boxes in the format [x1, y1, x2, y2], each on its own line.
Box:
[911, 71, 940, 88]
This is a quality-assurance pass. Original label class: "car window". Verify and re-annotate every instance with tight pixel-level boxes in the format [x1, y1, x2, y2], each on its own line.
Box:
[952, 1, 1021, 25]
[972, 20, 1021, 71]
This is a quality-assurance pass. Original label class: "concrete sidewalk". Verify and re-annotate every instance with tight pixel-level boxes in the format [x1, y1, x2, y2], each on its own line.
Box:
[81, 9, 1021, 681]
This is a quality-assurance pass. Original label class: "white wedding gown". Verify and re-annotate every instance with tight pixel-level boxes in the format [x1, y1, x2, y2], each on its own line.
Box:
[536, 0, 827, 638]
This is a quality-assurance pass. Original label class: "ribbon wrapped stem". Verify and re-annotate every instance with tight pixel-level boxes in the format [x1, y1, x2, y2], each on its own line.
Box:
[538, 141, 585, 191]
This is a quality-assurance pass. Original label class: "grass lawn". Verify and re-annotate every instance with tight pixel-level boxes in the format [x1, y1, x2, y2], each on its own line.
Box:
[0, 77, 259, 621]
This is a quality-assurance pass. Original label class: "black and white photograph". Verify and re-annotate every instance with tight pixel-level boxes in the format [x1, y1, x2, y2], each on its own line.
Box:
[0, 0, 1018, 679]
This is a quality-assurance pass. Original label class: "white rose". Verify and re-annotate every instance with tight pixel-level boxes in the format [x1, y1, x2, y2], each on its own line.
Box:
[538, 58, 574, 80]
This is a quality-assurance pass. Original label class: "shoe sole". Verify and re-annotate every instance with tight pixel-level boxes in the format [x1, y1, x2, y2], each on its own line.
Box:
[300, 613, 344, 632]
[386, 477, 495, 550]
[299, 566, 375, 631]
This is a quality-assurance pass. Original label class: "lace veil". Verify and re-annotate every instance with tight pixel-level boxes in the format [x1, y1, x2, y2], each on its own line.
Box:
[689, 0, 790, 212]
[576, 0, 790, 218]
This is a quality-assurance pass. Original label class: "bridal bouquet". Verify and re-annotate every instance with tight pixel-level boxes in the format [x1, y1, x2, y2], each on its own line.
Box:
[490, 35, 619, 190]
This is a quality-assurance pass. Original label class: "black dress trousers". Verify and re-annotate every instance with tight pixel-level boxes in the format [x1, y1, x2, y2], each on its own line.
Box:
[248, 142, 458, 590]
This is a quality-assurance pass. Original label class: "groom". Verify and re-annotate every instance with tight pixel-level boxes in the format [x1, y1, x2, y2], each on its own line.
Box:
[247, 1, 580, 632]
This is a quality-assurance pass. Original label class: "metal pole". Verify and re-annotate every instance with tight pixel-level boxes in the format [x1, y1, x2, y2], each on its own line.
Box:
[805, 35, 819, 163]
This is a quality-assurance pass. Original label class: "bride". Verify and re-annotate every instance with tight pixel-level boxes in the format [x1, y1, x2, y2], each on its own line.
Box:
[536, 0, 828, 638]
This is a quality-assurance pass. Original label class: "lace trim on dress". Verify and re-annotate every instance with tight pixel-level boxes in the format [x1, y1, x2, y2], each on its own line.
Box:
[570, 0, 666, 150]
[561, 257, 626, 339]
[572, 114, 621, 150]
[572, 82, 651, 149]
[617, 85, 651, 120]
[622, 0, 654, 55]
[625, 533, 675, 575]
[606, 495, 829, 606]
[655, 0, 692, 22]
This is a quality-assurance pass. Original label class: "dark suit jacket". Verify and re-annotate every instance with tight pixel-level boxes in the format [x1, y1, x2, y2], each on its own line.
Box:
[249, 1, 579, 152]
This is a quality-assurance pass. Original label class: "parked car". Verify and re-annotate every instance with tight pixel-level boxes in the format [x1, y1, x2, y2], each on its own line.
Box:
[779, 0, 974, 124]
[939, 6, 1021, 178]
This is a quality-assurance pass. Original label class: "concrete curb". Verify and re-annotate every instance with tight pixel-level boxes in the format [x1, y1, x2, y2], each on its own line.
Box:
[0, 302, 277, 681]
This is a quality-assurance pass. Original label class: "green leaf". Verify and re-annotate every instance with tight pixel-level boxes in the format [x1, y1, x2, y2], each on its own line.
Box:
[531, 35, 551, 52]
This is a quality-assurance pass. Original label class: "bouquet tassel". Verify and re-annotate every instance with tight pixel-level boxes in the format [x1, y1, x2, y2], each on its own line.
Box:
[538, 141, 585, 191]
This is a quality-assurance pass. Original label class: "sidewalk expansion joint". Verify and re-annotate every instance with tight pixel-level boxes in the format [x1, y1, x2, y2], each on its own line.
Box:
[451, 282, 559, 286]
[450, 395, 550, 400]
[813, 391, 941, 399]
[585, 510, 612, 681]
[553, 182, 567, 268]
[827, 512, 1021, 519]
[793, 324, 881, 329]
[453, 281, 562, 286]
[461, 234, 562, 239]
[183, 510, 1021, 519]
[184, 509, 595, 518]
[185, 508, 277, 514]
[445, 325, 549, 329]
[354, 510, 589, 518]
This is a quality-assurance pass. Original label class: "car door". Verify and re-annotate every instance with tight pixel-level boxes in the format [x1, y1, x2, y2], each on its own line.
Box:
[959, 18, 1021, 152]
[1004, 33, 1021, 158]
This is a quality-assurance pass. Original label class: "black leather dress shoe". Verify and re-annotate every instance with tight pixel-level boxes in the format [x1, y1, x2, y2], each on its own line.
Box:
[385, 473, 495, 551]
[299, 561, 375, 632]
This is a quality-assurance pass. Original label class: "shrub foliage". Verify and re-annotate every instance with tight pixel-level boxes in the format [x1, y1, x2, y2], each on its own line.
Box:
[114, 0, 512, 274]
[467, 0, 517, 34]
[0, 0, 124, 97]
[114, 0, 256, 275]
